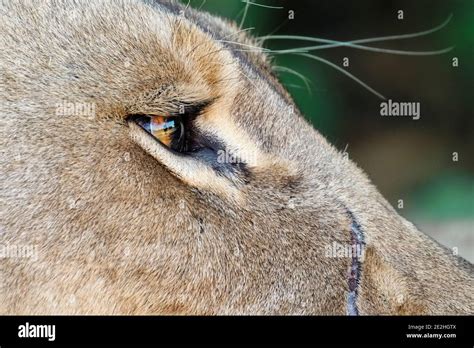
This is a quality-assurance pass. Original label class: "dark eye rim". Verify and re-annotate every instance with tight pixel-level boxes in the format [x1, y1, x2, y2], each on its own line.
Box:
[125, 100, 212, 154]
[126, 101, 251, 180]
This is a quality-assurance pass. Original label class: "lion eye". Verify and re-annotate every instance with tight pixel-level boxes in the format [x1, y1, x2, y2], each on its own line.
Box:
[134, 115, 186, 152]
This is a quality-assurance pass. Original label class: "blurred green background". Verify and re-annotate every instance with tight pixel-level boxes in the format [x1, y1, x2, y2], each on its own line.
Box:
[186, 0, 473, 261]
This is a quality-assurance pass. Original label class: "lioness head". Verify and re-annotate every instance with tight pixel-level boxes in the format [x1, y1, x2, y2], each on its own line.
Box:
[1, 0, 472, 314]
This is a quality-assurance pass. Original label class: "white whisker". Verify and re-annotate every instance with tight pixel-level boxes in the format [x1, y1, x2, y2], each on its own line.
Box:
[240, 0, 283, 9]
[273, 66, 312, 94]
[273, 45, 453, 56]
[197, 0, 207, 11]
[218, 40, 270, 52]
[234, 49, 273, 54]
[297, 53, 386, 100]
[260, 14, 453, 56]
[239, 0, 251, 29]
[284, 83, 305, 89]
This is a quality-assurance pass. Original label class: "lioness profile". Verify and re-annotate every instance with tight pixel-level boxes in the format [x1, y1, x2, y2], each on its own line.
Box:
[0, 0, 472, 314]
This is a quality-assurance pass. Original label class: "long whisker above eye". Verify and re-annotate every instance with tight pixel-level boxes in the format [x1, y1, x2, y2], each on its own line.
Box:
[220, 27, 256, 41]
[234, 49, 273, 54]
[273, 66, 312, 94]
[218, 40, 271, 52]
[196, 0, 207, 11]
[186, 27, 255, 57]
[296, 53, 386, 101]
[272, 44, 453, 56]
[239, 0, 283, 29]
[231, 27, 256, 36]
[240, 0, 284, 10]
[260, 13, 454, 55]
[238, 0, 251, 29]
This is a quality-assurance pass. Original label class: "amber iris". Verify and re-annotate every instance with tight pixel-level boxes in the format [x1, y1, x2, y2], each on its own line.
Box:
[135, 115, 185, 151]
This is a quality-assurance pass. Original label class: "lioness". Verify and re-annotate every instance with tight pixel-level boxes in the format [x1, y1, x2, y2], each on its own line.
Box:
[0, 0, 472, 314]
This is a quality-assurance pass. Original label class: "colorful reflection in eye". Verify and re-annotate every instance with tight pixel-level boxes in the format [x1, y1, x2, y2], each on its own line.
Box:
[135, 115, 185, 151]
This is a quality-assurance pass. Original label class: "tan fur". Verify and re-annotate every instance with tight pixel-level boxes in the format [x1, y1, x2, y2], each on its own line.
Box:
[0, 0, 472, 314]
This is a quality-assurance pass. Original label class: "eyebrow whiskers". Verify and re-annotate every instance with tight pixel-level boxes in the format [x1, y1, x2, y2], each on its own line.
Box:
[258, 14, 453, 99]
